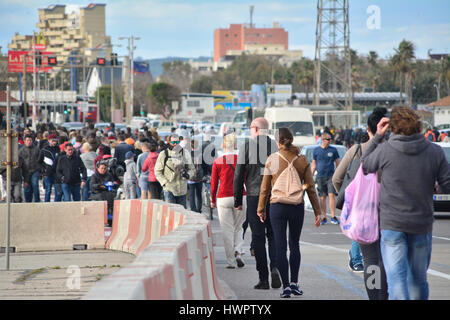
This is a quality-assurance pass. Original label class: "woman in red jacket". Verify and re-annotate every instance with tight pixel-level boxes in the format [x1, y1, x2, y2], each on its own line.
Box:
[142, 143, 162, 200]
[211, 133, 246, 269]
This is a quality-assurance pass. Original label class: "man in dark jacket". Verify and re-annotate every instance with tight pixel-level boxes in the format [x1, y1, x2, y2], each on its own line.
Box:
[114, 133, 136, 171]
[56, 143, 87, 201]
[91, 161, 119, 226]
[233, 117, 280, 290]
[19, 134, 41, 202]
[38, 134, 61, 202]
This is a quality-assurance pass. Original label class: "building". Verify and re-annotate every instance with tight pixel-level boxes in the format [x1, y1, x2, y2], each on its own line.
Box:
[214, 22, 289, 63]
[8, 3, 111, 65]
[178, 93, 217, 122]
[427, 95, 450, 126]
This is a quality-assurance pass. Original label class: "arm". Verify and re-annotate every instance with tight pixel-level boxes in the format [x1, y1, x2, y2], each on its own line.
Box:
[361, 134, 384, 174]
[79, 158, 87, 184]
[210, 160, 219, 206]
[332, 145, 356, 191]
[154, 152, 168, 188]
[257, 158, 273, 215]
[310, 159, 317, 176]
[142, 155, 150, 173]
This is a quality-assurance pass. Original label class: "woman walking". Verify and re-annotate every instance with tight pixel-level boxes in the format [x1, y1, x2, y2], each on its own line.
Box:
[211, 133, 246, 269]
[257, 127, 321, 298]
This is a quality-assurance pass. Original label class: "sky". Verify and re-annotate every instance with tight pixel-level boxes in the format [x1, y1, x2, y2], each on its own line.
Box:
[0, 0, 449, 60]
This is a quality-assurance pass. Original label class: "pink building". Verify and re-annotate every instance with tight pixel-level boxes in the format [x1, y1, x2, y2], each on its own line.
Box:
[214, 23, 289, 62]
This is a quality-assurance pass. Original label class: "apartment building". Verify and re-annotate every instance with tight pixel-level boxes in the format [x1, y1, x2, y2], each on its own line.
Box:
[8, 3, 111, 65]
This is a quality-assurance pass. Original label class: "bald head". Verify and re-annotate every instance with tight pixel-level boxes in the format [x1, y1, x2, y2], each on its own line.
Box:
[250, 117, 269, 138]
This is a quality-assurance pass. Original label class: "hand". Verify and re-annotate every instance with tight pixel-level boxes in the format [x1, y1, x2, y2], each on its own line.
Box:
[235, 205, 243, 211]
[376, 117, 390, 137]
[81, 181, 86, 189]
[23, 182, 28, 188]
[257, 212, 266, 223]
[211, 202, 216, 209]
[314, 215, 321, 228]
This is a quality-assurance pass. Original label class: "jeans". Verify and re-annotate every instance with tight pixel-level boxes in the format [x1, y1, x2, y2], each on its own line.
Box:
[246, 195, 276, 282]
[164, 191, 187, 209]
[24, 171, 40, 203]
[61, 183, 81, 202]
[188, 182, 203, 213]
[270, 202, 305, 288]
[82, 176, 92, 201]
[54, 183, 63, 202]
[350, 240, 363, 266]
[43, 176, 54, 202]
[380, 229, 432, 300]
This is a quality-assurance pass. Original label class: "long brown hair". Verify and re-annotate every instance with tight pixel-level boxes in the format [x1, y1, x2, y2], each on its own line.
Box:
[275, 127, 300, 154]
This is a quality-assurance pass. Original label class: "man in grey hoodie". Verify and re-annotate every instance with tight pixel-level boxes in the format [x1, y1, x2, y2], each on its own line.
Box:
[124, 151, 137, 199]
[362, 106, 450, 300]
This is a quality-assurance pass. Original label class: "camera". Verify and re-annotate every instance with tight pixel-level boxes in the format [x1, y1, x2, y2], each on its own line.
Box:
[99, 157, 125, 177]
[178, 165, 190, 180]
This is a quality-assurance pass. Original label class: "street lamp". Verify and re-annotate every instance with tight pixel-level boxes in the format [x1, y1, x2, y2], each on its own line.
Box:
[118, 36, 140, 126]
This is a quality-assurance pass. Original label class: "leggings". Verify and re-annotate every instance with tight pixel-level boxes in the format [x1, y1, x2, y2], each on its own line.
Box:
[359, 239, 389, 300]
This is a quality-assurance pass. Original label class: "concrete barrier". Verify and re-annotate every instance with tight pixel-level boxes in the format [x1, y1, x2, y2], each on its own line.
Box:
[0, 202, 106, 252]
[85, 199, 226, 300]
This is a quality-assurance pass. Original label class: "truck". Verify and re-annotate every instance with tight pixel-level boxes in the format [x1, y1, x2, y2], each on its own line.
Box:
[264, 106, 316, 147]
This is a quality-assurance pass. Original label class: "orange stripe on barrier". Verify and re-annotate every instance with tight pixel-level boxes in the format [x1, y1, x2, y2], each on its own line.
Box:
[122, 199, 143, 252]
[135, 201, 155, 256]
[159, 205, 168, 237]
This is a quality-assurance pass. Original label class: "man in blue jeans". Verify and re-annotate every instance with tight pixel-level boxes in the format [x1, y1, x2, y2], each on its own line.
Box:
[39, 134, 61, 202]
[19, 134, 41, 202]
[362, 107, 450, 299]
[56, 143, 87, 201]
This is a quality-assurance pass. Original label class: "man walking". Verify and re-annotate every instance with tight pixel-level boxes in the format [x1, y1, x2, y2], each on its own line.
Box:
[39, 134, 61, 202]
[56, 143, 87, 201]
[19, 134, 41, 202]
[234, 117, 281, 290]
[311, 131, 340, 225]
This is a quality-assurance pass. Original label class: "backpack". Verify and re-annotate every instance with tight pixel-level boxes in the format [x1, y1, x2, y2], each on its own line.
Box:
[271, 152, 304, 205]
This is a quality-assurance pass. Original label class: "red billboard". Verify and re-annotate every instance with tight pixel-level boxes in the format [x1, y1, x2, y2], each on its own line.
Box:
[8, 50, 54, 73]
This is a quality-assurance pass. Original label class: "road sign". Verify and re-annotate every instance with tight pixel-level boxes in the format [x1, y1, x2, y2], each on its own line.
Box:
[33, 44, 46, 50]
[172, 101, 179, 111]
[7, 50, 54, 73]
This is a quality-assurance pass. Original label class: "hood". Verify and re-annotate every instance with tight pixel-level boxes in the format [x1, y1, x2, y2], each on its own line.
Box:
[125, 159, 135, 165]
[388, 133, 430, 155]
[149, 152, 159, 159]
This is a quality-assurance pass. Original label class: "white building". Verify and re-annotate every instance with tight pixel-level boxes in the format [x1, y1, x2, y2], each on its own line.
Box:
[428, 96, 450, 126]
[178, 93, 216, 122]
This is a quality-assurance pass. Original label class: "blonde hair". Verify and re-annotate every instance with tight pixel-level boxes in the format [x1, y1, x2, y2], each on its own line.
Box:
[82, 142, 92, 152]
[222, 134, 236, 151]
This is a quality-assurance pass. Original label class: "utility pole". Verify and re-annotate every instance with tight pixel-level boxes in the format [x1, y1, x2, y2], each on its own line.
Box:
[23, 56, 27, 122]
[32, 32, 37, 130]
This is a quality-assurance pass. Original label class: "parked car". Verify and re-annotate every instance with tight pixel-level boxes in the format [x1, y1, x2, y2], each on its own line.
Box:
[433, 142, 450, 212]
[61, 122, 84, 132]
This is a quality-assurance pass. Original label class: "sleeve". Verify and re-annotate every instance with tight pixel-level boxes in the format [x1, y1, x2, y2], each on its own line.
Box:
[300, 157, 321, 217]
[210, 160, 219, 205]
[332, 145, 356, 191]
[362, 134, 384, 175]
[233, 143, 247, 208]
[154, 152, 168, 187]
[142, 155, 150, 173]
[334, 148, 340, 160]
[257, 156, 273, 213]
[79, 158, 87, 182]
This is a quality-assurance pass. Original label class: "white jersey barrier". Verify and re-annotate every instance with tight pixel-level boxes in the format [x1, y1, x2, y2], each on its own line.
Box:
[0, 202, 106, 252]
[85, 199, 225, 300]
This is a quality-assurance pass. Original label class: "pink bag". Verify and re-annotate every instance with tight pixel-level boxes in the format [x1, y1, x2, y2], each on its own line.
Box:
[340, 164, 380, 244]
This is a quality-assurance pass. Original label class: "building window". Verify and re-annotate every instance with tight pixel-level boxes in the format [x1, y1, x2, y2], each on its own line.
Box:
[268, 34, 273, 38]
[225, 34, 229, 37]
[234, 34, 238, 37]
[187, 100, 200, 107]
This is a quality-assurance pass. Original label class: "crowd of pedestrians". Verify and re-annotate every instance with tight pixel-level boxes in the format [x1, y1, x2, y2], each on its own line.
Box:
[2, 104, 448, 301]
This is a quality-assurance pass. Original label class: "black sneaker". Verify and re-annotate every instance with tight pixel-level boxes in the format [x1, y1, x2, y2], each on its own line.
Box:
[348, 250, 364, 273]
[254, 280, 270, 290]
[271, 268, 282, 289]
[236, 255, 245, 268]
[280, 287, 291, 298]
[289, 283, 304, 296]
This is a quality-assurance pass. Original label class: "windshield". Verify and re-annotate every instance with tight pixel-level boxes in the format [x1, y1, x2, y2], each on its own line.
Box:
[275, 122, 314, 136]
[233, 111, 246, 123]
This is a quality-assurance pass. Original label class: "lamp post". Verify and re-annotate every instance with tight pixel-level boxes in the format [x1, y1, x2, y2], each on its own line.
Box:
[118, 36, 140, 126]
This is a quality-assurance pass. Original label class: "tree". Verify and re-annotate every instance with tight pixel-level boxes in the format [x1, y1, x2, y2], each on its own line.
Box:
[391, 40, 416, 104]
[146, 82, 181, 118]
[160, 60, 195, 92]
[190, 75, 213, 93]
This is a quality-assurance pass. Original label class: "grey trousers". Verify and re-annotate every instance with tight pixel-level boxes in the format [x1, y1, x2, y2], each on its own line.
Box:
[124, 180, 137, 199]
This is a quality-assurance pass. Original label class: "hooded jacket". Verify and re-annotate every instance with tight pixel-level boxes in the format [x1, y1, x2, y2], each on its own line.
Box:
[362, 133, 450, 234]
[142, 151, 160, 182]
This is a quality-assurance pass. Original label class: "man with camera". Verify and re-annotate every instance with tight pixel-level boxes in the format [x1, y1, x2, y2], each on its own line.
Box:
[154, 134, 195, 209]
[91, 161, 120, 226]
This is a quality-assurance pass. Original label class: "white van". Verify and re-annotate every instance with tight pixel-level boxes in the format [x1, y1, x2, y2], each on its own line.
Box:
[264, 107, 315, 147]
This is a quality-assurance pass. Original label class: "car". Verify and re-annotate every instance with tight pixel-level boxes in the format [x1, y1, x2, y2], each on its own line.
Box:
[433, 142, 450, 212]
[61, 122, 84, 132]
[436, 124, 450, 131]
[94, 122, 110, 131]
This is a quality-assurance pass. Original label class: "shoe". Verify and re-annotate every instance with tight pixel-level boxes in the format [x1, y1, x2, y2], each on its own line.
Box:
[280, 287, 291, 298]
[236, 255, 245, 268]
[254, 280, 270, 290]
[352, 263, 364, 273]
[320, 218, 328, 225]
[226, 265, 236, 269]
[289, 283, 304, 296]
[330, 216, 339, 224]
[271, 268, 282, 289]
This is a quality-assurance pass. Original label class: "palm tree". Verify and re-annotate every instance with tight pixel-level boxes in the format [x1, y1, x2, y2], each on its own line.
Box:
[368, 51, 379, 68]
[295, 58, 315, 104]
[391, 40, 416, 104]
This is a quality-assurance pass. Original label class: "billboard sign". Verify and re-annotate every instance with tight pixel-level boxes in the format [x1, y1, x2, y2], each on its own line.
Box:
[8, 50, 54, 73]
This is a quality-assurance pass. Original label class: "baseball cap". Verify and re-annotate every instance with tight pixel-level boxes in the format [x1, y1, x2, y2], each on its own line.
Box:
[125, 151, 135, 159]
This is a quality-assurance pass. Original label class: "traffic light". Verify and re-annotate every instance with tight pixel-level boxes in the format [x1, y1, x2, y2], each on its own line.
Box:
[64, 106, 68, 114]
[35, 52, 42, 66]
[96, 57, 106, 66]
[48, 56, 57, 66]
[111, 53, 118, 66]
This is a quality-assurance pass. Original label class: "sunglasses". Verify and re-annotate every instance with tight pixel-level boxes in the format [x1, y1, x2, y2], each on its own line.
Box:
[323, 138, 332, 141]
[170, 140, 180, 144]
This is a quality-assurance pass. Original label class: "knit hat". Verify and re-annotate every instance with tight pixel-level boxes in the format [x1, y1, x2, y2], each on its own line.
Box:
[48, 134, 58, 140]
[125, 137, 135, 145]
[125, 151, 135, 160]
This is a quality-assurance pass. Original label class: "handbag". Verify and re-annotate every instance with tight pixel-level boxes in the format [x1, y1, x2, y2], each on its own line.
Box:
[340, 164, 380, 244]
[336, 144, 362, 210]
